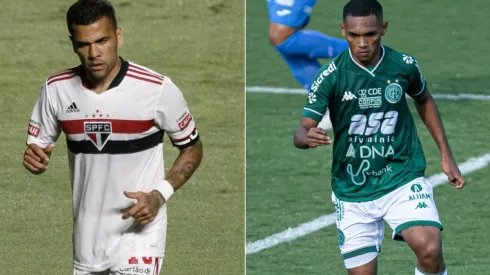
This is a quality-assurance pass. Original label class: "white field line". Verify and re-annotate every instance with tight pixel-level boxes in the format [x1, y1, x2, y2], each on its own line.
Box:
[247, 86, 490, 131]
[246, 152, 490, 255]
[246, 86, 490, 101]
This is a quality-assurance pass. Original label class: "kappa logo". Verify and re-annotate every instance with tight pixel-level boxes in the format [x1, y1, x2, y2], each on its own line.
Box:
[341, 91, 357, 101]
[415, 202, 430, 209]
[84, 122, 112, 151]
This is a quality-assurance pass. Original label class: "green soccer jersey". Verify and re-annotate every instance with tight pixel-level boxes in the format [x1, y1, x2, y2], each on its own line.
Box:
[302, 45, 427, 202]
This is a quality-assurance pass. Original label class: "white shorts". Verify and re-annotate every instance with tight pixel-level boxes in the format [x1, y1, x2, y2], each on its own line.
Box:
[74, 257, 164, 275]
[332, 177, 443, 269]
[74, 229, 166, 275]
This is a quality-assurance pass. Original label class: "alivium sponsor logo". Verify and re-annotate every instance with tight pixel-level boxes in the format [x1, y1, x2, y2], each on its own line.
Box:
[409, 183, 431, 201]
[310, 62, 337, 93]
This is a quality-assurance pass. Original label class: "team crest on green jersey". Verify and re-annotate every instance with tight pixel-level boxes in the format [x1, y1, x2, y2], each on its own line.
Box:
[385, 83, 403, 103]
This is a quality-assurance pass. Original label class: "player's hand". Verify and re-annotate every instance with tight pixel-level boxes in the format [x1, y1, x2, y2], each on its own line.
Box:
[122, 190, 165, 225]
[23, 144, 54, 174]
[306, 127, 332, 148]
[441, 155, 465, 189]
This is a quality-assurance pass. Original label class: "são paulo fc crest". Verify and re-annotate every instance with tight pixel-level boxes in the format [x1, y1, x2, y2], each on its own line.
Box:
[384, 83, 403, 104]
[84, 122, 112, 151]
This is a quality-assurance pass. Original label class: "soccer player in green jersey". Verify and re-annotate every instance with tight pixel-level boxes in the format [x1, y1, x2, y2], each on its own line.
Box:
[293, 1, 465, 274]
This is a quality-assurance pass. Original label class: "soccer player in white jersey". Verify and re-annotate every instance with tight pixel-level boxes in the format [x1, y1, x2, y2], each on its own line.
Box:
[294, 1, 465, 274]
[22, 0, 203, 274]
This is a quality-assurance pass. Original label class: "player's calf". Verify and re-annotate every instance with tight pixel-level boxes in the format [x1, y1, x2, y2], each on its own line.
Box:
[401, 226, 446, 274]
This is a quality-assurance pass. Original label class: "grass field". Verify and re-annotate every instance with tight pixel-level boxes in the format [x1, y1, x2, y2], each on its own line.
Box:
[0, 1, 244, 274]
[246, 1, 490, 274]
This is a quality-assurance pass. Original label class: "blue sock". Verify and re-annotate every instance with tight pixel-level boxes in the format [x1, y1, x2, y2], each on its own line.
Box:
[275, 30, 348, 89]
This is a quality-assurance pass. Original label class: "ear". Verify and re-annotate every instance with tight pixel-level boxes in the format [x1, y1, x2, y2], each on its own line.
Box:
[116, 26, 124, 48]
[381, 21, 388, 36]
[340, 23, 346, 38]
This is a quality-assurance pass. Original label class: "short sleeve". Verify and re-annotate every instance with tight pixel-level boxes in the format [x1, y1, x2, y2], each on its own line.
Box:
[406, 57, 427, 99]
[154, 78, 199, 148]
[26, 82, 61, 148]
[301, 63, 336, 122]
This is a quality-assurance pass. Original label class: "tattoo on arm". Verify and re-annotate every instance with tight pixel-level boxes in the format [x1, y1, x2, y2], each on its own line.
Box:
[149, 190, 165, 210]
[166, 140, 203, 191]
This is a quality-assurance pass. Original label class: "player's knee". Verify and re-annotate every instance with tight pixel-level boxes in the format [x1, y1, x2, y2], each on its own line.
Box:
[268, 23, 296, 46]
[416, 239, 442, 265]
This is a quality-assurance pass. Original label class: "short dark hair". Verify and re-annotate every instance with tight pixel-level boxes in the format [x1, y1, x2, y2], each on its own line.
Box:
[66, 0, 118, 35]
[343, 0, 383, 22]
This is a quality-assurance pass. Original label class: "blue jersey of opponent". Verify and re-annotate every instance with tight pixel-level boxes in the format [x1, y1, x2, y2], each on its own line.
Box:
[267, 0, 317, 28]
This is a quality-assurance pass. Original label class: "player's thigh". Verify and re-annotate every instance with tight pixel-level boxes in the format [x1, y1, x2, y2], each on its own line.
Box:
[347, 257, 377, 275]
[383, 177, 443, 241]
[266, 0, 316, 29]
[111, 257, 164, 275]
[332, 193, 383, 270]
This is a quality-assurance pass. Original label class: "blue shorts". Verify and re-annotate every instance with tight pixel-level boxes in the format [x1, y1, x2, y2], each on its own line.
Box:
[267, 0, 317, 28]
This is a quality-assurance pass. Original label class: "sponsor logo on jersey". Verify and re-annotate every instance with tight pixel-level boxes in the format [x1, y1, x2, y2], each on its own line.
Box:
[410, 183, 422, 192]
[66, 102, 80, 113]
[402, 54, 414, 64]
[333, 198, 344, 222]
[274, 0, 294, 7]
[415, 202, 429, 209]
[276, 9, 291, 16]
[337, 229, 345, 247]
[341, 91, 357, 101]
[177, 112, 193, 130]
[308, 92, 316, 104]
[385, 83, 403, 104]
[84, 122, 112, 151]
[28, 124, 40, 137]
[310, 62, 337, 93]
[357, 87, 382, 109]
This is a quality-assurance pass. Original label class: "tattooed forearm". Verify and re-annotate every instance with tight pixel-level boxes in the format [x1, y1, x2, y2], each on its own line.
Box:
[166, 140, 203, 191]
[149, 190, 165, 209]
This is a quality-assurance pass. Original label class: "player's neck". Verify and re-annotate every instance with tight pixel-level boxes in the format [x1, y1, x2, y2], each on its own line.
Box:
[84, 58, 122, 94]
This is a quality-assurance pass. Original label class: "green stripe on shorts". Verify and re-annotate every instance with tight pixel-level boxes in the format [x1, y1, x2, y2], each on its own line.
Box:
[394, 220, 443, 236]
[342, 245, 378, 260]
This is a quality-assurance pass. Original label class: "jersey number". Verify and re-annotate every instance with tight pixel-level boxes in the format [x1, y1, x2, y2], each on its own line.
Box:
[348, 111, 398, 136]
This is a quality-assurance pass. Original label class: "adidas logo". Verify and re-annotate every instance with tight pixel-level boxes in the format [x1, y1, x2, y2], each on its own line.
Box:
[66, 102, 80, 113]
[341, 91, 357, 101]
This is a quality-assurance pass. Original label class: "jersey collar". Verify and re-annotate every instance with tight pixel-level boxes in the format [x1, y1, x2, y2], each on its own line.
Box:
[108, 57, 128, 89]
[77, 57, 129, 90]
[348, 45, 385, 77]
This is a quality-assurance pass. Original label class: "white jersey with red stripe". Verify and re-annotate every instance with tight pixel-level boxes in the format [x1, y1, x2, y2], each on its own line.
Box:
[26, 59, 199, 272]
